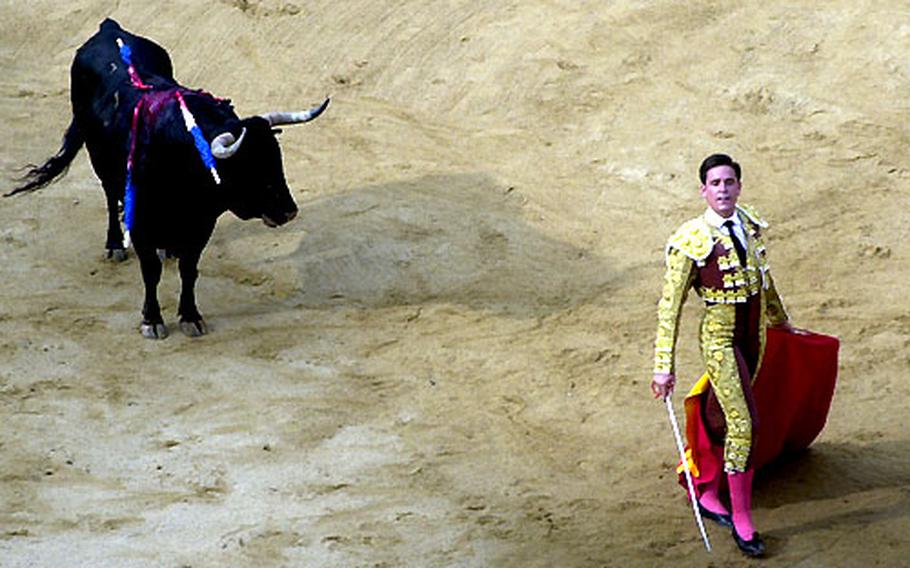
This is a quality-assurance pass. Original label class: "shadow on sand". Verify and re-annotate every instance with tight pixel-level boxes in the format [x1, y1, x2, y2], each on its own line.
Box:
[753, 439, 910, 540]
[221, 173, 613, 319]
[756, 439, 910, 506]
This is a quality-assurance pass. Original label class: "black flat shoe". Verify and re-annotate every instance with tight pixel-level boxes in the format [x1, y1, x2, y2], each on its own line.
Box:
[732, 528, 766, 557]
[697, 502, 733, 528]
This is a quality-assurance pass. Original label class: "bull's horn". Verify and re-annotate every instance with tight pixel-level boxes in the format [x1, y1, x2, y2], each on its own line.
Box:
[260, 97, 330, 127]
[210, 127, 247, 159]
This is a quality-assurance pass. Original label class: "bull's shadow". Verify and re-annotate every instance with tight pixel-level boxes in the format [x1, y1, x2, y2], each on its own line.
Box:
[224, 173, 612, 319]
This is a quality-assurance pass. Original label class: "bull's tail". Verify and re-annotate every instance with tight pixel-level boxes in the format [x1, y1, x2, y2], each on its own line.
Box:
[5, 119, 84, 197]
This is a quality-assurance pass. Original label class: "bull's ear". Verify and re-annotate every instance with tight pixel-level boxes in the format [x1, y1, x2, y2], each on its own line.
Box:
[271, 128, 283, 136]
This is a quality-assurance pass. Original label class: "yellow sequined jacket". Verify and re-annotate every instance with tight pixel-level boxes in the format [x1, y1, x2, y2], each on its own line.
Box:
[653, 204, 789, 375]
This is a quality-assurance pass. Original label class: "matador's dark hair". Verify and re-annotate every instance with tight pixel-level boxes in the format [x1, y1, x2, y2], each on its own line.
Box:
[699, 153, 742, 184]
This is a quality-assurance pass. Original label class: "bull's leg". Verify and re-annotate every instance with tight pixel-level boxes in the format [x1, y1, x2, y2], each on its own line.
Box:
[104, 189, 128, 262]
[135, 244, 168, 339]
[177, 249, 208, 337]
[87, 143, 128, 261]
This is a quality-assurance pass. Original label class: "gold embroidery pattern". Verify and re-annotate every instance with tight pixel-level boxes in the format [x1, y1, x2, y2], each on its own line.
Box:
[653, 248, 695, 374]
[736, 203, 768, 229]
[700, 286, 759, 304]
[700, 304, 752, 472]
[764, 272, 789, 325]
[666, 218, 713, 264]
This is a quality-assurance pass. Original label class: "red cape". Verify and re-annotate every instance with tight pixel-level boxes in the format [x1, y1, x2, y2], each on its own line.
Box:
[678, 327, 840, 491]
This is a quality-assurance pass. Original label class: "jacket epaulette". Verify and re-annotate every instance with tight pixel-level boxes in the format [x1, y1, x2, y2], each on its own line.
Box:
[666, 216, 713, 263]
[736, 203, 768, 229]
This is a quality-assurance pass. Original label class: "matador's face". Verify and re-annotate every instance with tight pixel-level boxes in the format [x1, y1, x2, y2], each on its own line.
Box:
[700, 165, 741, 218]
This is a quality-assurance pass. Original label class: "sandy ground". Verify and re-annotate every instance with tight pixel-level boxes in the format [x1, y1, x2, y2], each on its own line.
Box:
[1, 1, 909, 566]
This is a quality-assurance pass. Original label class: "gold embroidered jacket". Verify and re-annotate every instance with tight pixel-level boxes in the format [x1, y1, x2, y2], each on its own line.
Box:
[653, 204, 789, 375]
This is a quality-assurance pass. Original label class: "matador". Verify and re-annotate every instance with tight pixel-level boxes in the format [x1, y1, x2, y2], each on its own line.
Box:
[651, 153, 791, 557]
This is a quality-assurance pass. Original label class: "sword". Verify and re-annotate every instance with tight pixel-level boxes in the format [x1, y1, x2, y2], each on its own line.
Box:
[665, 395, 712, 552]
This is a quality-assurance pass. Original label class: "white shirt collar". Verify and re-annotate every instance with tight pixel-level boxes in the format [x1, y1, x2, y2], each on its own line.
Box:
[704, 207, 741, 230]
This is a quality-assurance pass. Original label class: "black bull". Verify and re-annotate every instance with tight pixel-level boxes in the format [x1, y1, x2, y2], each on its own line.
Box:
[6, 19, 328, 339]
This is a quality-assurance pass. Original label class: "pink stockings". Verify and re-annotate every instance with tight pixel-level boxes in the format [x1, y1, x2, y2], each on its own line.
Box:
[697, 446, 729, 515]
[698, 471, 728, 515]
[727, 468, 757, 539]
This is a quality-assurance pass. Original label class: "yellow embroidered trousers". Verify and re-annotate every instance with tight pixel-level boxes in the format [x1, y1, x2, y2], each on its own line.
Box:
[700, 301, 762, 472]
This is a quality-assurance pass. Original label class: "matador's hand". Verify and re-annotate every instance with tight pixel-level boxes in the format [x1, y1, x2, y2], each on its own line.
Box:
[774, 320, 812, 335]
[651, 372, 675, 399]
[774, 320, 795, 332]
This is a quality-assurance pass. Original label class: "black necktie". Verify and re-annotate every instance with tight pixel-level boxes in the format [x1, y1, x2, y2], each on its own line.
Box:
[723, 220, 747, 266]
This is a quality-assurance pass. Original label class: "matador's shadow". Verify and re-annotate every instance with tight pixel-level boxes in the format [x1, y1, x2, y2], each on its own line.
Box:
[756, 439, 910, 503]
[754, 439, 910, 535]
[255, 173, 613, 318]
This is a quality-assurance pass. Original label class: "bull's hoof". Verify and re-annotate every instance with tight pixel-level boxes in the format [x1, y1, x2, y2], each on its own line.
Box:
[140, 321, 169, 339]
[107, 248, 129, 262]
[179, 319, 208, 337]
